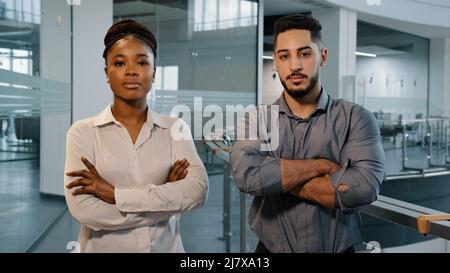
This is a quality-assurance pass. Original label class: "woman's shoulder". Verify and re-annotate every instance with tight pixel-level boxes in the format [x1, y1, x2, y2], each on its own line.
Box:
[149, 110, 184, 129]
[67, 116, 98, 135]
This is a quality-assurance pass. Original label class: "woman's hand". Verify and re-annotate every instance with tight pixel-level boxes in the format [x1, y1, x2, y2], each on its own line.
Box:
[66, 157, 116, 204]
[167, 159, 190, 182]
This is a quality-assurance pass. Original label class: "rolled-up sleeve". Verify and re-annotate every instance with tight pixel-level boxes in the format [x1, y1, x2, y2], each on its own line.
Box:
[65, 124, 173, 231]
[115, 120, 208, 213]
[329, 107, 385, 214]
[230, 108, 284, 196]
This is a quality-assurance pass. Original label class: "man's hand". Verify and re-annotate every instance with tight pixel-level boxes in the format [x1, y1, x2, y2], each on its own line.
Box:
[319, 158, 340, 174]
[290, 175, 336, 208]
[281, 158, 340, 192]
[167, 159, 190, 182]
[66, 157, 116, 204]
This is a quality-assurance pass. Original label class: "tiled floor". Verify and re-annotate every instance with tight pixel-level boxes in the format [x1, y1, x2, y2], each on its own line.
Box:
[0, 160, 66, 253]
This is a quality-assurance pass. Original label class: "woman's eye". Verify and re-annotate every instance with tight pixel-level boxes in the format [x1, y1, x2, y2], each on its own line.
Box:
[114, 61, 125, 67]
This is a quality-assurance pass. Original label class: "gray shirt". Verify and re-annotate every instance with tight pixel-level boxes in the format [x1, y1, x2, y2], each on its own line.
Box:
[230, 89, 385, 253]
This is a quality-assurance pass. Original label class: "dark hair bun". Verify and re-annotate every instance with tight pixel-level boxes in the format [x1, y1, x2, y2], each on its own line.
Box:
[103, 19, 157, 59]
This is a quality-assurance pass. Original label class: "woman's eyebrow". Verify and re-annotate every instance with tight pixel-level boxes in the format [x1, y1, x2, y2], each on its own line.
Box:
[112, 54, 125, 58]
[112, 53, 149, 58]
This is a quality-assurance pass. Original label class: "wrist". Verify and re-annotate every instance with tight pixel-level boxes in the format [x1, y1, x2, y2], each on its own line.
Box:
[316, 159, 330, 175]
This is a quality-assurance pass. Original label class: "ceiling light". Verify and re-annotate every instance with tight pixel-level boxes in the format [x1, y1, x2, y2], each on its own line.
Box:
[355, 51, 377, 58]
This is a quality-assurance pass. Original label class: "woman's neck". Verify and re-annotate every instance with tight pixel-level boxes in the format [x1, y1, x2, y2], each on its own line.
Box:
[111, 97, 148, 124]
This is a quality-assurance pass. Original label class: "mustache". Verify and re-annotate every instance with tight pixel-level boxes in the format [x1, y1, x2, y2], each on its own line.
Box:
[286, 71, 308, 80]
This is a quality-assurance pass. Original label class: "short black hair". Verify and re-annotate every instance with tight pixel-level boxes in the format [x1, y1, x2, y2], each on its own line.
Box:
[273, 14, 322, 50]
[103, 19, 157, 61]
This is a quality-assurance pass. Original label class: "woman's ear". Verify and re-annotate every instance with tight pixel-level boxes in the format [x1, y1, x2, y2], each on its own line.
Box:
[104, 66, 109, 83]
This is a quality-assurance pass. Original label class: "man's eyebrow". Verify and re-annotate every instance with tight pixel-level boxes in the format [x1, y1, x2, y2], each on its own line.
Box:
[297, 46, 312, 51]
[276, 46, 312, 54]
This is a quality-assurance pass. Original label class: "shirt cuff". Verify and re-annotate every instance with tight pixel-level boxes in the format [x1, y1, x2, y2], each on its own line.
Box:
[329, 160, 355, 214]
[259, 157, 284, 195]
[115, 187, 150, 212]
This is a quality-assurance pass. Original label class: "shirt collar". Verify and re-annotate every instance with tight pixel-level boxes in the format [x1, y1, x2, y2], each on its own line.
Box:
[93, 104, 170, 129]
[275, 87, 329, 119]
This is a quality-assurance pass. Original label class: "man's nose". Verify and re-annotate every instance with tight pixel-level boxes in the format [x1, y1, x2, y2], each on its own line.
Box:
[289, 57, 303, 71]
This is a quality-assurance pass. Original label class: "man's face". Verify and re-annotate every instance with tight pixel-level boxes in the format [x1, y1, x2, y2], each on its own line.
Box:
[273, 29, 327, 98]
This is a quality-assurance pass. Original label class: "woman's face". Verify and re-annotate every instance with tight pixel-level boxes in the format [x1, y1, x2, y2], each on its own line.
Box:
[105, 36, 155, 102]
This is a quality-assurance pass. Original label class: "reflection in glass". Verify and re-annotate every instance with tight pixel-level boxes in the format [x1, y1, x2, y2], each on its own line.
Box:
[0, 0, 71, 252]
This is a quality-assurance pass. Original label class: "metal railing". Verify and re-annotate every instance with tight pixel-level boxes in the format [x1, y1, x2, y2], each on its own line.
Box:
[204, 138, 450, 252]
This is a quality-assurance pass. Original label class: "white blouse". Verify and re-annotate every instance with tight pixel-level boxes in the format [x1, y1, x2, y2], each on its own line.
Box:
[64, 105, 208, 252]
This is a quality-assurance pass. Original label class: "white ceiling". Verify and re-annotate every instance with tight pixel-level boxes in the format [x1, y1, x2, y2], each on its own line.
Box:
[264, 0, 450, 38]
[264, 0, 330, 16]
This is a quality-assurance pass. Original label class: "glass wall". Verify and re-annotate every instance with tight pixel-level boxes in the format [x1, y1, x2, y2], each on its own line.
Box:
[356, 22, 450, 251]
[113, 0, 259, 253]
[0, 0, 72, 252]
[356, 21, 432, 177]
[114, 0, 258, 128]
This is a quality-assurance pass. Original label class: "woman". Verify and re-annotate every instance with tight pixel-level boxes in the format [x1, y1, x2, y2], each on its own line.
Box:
[64, 20, 208, 253]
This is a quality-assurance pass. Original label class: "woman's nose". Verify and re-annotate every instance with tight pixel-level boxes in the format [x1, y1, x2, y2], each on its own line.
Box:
[126, 70, 138, 76]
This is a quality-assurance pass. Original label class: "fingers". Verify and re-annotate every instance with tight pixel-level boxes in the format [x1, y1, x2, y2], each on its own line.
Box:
[174, 159, 189, 177]
[72, 185, 94, 196]
[338, 184, 350, 193]
[66, 178, 92, 189]
[168, 159, 190, 182]
[66, 157, 98, 178]
[65, 169, 91, 178]
[81, 157, 98, 175]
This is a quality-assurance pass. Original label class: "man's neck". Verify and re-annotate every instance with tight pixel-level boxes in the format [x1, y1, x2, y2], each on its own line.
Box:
[284, 84, 322, 119]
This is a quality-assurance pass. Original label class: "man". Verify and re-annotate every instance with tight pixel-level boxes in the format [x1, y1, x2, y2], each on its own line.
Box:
[230, 14, 385, 253]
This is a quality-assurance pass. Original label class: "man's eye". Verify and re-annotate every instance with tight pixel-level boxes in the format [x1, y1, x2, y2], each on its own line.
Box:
[138, 61, 149, 66]
[279, 55, 288, 60]
[301, 52, 311, 57]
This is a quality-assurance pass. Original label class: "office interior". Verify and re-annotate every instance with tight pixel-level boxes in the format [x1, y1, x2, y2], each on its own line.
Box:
[1, 0, 450, 253]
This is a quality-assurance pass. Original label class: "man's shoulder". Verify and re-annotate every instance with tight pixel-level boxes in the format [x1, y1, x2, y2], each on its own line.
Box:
[331, 98, 374, 119]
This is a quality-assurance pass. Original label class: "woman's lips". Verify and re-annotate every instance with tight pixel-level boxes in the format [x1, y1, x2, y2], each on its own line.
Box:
[123, 82, 141, 89]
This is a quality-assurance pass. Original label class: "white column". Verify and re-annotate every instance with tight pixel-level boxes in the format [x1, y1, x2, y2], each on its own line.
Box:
[39, 0, 72, 195]
[257, 0, 264, 105]
[429, 38, 450, 117]
[40, 0, 113, 196]
[72, 0, 113, 121]
[312, 8, 357, 100]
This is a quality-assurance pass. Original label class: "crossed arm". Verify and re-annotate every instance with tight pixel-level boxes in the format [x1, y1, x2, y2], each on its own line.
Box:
[64, 121, 207, 231]
[230, 108, 385, 212]
[281, 159, 346, 208]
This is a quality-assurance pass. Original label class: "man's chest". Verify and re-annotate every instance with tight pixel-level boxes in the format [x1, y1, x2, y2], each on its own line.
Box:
[276, 116, 348, 161]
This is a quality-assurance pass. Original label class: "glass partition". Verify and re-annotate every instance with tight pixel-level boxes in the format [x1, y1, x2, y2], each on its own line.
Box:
[113, 0, 259, 253]
[0, 0, 72, 252]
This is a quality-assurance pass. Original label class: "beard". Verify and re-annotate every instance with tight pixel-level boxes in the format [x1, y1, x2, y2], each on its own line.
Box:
[281, 68, 320, 99]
